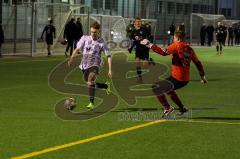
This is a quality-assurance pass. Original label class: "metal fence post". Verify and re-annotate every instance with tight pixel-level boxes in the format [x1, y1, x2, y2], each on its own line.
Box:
[31, 1, 36, 57]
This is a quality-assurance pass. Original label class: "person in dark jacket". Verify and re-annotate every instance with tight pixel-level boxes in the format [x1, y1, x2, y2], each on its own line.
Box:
[200, 24, 206, 46]
[64, 18, 76, 56]
[41, 20, 56, 56]
[0, 24, 5, 58]
[206, 24, 214, 46]
[234, 26, 240, 45]
[74, 17, 83, 48]
[228, 25, 234, 46]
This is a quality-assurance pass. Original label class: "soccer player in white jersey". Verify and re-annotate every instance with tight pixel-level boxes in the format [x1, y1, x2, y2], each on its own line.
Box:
[68, 22, 112, 109]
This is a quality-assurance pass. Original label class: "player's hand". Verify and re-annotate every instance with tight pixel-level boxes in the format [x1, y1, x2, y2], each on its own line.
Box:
[200, 76, 207, 84]
[108, 70, 112, 78]
[140, 39, 153, 48]
[68, 57, 72, 67]
[140, 39, 150, 45]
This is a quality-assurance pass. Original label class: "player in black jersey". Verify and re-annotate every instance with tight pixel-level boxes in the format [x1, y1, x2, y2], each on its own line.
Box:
[215, 22, 226, 55]
[41, 20, 56, 56]
[130, 17, 154, 82]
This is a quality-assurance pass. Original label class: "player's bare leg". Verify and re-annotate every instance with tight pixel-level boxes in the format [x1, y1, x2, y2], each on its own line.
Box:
[156, 94, 174, 118]
[47, 45, 52, 56]
[86, 72, 97, 109]
[167, 91, 188, 115]
[216, 42, 220, 55]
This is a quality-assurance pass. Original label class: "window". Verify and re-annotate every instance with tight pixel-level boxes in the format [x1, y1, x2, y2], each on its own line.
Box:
[221, 8, 232, 17]
[200, 5, 206, 13]
[105, 0, 110, 9]
[168, 2, 174, 14]
[176, 3, 183, 14]
[184, 3, 190, 15]
[92, 0, 103, 10]
[227, 8, 231, 17]
[192, 4, 199, 13]
[112, 0, 118, 9]
[157, 1, 163, 14]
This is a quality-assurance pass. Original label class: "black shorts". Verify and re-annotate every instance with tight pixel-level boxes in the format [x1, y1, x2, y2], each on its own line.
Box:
[135, 48, 149, 60]
[152, 76, 188, 96]
[82, 66, 99, 81]
[46, 37, 53, 45]
[165, 76, 188, 90]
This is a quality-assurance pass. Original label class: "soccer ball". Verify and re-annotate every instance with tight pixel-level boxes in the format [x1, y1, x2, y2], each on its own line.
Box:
[64, 97, 76, 110]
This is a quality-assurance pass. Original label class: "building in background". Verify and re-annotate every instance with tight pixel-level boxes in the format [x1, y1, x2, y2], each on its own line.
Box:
[217, 0, 240, 19]
[0, 0, 220, 44]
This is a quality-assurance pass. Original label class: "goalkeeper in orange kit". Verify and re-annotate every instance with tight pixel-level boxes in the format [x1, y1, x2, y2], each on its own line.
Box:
[141, 26, 207, 117]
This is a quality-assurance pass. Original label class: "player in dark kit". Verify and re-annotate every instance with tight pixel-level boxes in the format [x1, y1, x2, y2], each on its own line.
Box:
[228, 26, 234, 46]
[41, 20, 56, 56]
[215, 22, 226, 55]
[141, 26, 207, 117]
[130, 17, 154, 82]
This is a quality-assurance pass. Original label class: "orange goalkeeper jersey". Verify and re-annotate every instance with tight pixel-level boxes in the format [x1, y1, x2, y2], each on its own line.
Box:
[151, 41, 205, 81]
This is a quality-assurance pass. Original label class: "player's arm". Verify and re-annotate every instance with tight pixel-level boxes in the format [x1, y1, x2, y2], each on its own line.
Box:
[41, 27, 46, 40]
[140, 39, 170, 56]
[191, 49, 207, 83]
[68, 48, 80, 67]
[103, 44, 112, 78]
[107, 56, 112, 78]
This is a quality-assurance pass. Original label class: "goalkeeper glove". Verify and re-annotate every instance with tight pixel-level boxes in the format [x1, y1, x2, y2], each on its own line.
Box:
[140, 39, 153, 48]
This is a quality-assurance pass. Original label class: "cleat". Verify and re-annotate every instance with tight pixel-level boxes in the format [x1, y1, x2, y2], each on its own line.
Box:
[86, 102, 94, 109]
[162, 106, 174, 118]
[177, 107, 188, 115]
[105, 81, 111, 95]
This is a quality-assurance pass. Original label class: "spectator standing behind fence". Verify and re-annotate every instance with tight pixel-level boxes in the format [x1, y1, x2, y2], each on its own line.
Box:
[206, 24, 214, 46]
[0, 24, 4, 58]
[64, 18, 76, 56]
[228, 25, 234, 46]
[222, 24, 227, 46]
[234, 26, 240, 46]
[200, 23, 206, 46]
[74, 17, 83, 48]
[41, 20, 56, 56]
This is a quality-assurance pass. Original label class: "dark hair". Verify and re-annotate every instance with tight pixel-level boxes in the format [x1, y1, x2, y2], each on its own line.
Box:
[134, 17, 142, 21]
[90, 21, 100, 29]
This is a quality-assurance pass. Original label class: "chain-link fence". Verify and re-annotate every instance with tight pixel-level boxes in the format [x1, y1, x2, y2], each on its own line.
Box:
[4, 0, 240, 56]
[2, 2, 90, 56]
[1, 2, 157, 56]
